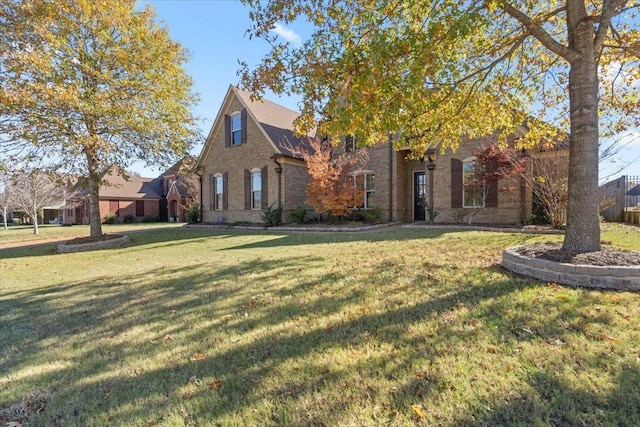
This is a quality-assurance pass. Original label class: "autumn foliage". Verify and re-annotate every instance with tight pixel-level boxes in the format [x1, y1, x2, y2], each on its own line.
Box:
[291, 138, 367, 217]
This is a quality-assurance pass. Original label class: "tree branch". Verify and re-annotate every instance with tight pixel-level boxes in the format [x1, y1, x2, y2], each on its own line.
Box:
[500, 2, 579, 63]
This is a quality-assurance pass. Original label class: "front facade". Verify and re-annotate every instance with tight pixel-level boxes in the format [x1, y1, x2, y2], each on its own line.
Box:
[198, 86, 562, 225]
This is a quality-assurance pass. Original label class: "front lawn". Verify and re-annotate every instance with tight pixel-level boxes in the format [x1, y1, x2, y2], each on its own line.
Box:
[0, 222, 184, 245]
[1, 225, 638, 426]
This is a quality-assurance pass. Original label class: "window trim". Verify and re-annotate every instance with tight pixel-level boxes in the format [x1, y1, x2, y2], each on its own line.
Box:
[351, 171, 375, 209]
[214, 173, 223, 211]
[462, 156, 485, 208]
[230, 113, 242, 146]
[251, 168, 261, 210]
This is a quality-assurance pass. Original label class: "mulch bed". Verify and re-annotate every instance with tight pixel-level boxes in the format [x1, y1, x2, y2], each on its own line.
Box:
[514, 242, 640, 266]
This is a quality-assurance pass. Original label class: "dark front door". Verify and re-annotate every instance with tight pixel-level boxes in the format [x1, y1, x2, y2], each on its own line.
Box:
[414, 171, 426, 221]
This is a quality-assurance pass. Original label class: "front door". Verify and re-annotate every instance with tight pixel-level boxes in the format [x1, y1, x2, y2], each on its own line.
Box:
[414, 171, 426, 221]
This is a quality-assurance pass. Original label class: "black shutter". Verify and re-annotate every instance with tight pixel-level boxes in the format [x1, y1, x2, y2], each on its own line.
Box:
[224, 115, 231, 147]
[485, 160, 498, 207]
[222, 172, 228, 210]
[241, 108, 248, 145]
[451, 158, 463, 208]
[244, 169, 251, 210]
[209, 174, 215, 210]
[261, 166, 268, 209]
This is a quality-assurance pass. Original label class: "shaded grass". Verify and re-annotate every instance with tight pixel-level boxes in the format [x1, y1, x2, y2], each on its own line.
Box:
[0, 225, 639, 426]
[0, 223, 183, 245]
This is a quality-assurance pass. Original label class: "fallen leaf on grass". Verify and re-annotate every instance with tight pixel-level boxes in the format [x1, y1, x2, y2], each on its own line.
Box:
[191, 352, 206, 361]
[411, 404, 426, 419]
[163, 334, 173, 340]
[208, 379, 223, 389]
[601, 334, 617, 342]
[415, 385, 424, 397]
[414, 371, 428, 379]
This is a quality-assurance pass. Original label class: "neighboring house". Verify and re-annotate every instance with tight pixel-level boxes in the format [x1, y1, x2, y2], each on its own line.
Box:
[160, 157, 198, 223]
[68, 172, 162, 224]
[197, 85, 567, 225]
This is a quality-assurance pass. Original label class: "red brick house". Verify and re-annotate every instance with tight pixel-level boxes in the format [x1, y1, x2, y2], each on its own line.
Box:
[196, 85, 566, 225]
[67, 171, 162, 224]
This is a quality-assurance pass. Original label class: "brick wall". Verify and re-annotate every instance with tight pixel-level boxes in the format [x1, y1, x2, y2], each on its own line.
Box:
[201, 96, 279, 223]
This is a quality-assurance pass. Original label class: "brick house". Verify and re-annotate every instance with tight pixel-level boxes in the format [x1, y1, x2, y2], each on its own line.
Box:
[67, 171, 162, 224]
[160, 158, 198, 223]
[197, 85, 565, 225]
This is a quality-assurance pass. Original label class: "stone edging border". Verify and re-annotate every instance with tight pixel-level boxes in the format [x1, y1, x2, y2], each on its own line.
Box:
[403, 224, 564, 234]
[58, 235, 130, 254]
[185, 221, 401, 233]
[502, 245, 640, 291]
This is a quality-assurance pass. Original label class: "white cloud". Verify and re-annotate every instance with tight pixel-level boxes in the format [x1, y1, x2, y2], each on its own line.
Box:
[271, 23, 302, 47]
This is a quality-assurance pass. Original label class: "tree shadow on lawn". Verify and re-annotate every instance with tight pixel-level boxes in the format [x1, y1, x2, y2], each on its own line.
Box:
[0, 225, 497, 260]
[3, 248, 636, 426]
[460, 366, 640, 426]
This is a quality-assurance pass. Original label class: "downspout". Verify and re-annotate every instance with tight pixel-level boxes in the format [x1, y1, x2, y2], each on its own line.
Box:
[273, 157, 283, 209]
[388, 134, 393, 222]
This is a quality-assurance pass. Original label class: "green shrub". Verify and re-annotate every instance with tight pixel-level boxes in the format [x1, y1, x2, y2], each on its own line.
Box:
[143, 215, 159, 223]
[349, 208, 382, 223]
[122, 214, 136, 224]
[102, 214, 117, 224]
[187, 204, 200, 223]
[261, 204, 283, 227]
[290, 207, 307, 224]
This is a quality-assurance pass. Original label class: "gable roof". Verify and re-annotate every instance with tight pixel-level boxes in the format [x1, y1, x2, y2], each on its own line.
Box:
[73, 172, 162, 200]
[101, 173, 162, 199]
[199, 85, 311, 164]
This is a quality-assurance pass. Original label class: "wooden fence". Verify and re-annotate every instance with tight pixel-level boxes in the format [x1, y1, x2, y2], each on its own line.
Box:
[600, 175, 640, 224]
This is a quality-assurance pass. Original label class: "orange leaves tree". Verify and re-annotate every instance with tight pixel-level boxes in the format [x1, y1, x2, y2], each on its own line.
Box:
[292, 138, 366, 218]
[241, 0, 639, 253]
[0, 0, 199, 238]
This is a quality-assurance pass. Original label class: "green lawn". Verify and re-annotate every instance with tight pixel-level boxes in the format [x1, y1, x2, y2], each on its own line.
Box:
[1, 225, 639, 426]
[0, 222, 184, 245]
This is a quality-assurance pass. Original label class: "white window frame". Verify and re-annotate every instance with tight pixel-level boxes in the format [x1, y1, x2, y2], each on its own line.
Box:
[214, 173, 223, 210]
[251, 169, 261, 210]
[231, 113, 242, 145]
[352, 171, 375, 209]
[463, 157, 484, 208]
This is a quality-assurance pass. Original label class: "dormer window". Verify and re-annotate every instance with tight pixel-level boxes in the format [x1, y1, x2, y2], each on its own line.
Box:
[231, 113, 242, 145]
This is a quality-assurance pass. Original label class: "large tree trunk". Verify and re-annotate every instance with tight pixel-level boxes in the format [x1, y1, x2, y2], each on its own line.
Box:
[563, 1, 601, 253]
[86, 151, 103, 238]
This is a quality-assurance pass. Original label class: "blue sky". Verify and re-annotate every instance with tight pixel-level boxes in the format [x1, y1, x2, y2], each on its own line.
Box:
[133, 0, 639, 181]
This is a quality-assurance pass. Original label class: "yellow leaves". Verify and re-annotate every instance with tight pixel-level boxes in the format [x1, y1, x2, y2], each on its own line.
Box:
[411, 404, 426, 419]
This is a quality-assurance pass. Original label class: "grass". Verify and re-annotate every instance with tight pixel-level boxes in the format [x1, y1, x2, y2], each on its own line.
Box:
[0, 224, 639, 426]
[0, 223, 184, 245]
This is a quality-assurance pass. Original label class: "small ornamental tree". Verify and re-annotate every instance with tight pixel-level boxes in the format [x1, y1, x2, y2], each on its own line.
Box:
[290, 138, 367, 218]
[11, 170, 66, 235]
[474, 144, 569, 228]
